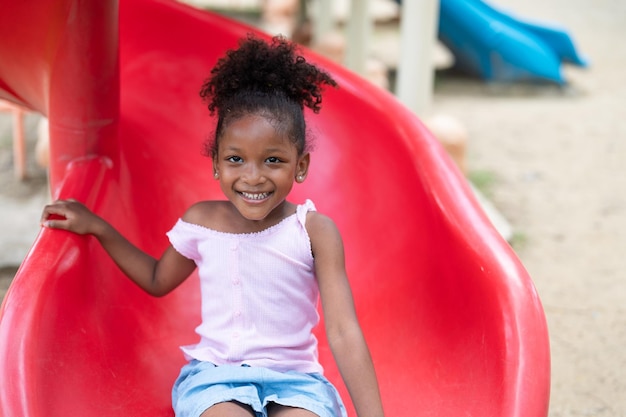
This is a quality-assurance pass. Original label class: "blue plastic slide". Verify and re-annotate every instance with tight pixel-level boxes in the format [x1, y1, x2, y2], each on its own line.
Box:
[437, 0, 588, 83]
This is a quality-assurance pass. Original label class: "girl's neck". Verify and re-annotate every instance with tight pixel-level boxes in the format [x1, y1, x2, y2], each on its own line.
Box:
[226, 200, 296, 234]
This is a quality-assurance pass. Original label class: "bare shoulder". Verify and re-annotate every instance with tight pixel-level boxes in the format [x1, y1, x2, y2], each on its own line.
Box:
[306, 211, 344, 255]
[306, 211, 339, 234]
[306, 212, 348, 285]
[181, 200, 230, 228]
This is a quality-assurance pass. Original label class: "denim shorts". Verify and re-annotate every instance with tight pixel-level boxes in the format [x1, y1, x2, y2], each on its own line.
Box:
[172, 360, 347, 417]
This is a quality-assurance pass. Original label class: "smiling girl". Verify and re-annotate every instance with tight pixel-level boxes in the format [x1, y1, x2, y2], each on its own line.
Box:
[41, 35, 384, 417]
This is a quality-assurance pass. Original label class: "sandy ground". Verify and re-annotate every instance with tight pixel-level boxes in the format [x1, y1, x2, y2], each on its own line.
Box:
[426, 1, 626, 416]
[1, 0, 625, 416]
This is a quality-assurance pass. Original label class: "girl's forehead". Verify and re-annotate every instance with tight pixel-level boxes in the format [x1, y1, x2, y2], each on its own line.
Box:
[220, 115, 296, 152]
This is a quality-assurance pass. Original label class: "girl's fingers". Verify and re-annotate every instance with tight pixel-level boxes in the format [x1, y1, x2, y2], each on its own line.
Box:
[40, 199, 93, 234]
[41, 201, 73, 227]
[41, 212, 68, 229]
[42, 218, 63, 229]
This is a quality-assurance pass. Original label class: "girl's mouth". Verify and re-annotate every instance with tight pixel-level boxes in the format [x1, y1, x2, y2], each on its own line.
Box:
[239, 191, 271, 201]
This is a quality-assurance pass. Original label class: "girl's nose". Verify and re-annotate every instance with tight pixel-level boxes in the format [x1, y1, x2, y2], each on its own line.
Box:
[242, 164, 266, 184]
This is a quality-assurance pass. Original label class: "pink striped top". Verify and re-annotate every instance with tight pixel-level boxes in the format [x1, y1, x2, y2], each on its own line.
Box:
[166, 200, 322, 374]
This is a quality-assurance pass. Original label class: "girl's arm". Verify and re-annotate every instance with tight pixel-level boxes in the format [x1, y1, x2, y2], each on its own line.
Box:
[307, 212, 385, 417]
[41, 199, 196, 297]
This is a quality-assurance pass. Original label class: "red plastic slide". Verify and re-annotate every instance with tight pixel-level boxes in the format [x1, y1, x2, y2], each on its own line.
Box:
[0, 1, 550, 416]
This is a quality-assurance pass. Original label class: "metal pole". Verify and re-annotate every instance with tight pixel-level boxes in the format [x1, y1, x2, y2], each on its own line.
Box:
[396, 0, 440, 115]
[345, 0, 372, 75]
[313, 0, 334, 45]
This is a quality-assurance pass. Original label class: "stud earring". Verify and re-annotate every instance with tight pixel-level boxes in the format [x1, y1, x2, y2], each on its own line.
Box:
[214, 171, 219, 179]
[297, 175, 304, 182]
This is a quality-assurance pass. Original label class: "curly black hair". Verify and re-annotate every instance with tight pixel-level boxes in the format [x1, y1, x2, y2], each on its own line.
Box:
[200, 34, 337, 157]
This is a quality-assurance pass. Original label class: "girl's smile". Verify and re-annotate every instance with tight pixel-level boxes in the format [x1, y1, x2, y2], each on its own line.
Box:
[213, 114, 309, 228]
[239, 191, 272, 201]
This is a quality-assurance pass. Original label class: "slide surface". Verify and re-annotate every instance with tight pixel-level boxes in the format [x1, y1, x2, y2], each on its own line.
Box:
[0, 0, 550, 416]
[439, 0, 588, 83]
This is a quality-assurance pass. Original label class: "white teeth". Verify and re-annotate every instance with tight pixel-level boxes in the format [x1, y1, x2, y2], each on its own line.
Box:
[241, 192, 269, 200]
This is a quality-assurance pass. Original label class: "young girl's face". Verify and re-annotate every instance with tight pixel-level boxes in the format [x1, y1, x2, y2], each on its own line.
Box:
[213, 114, 309, 224]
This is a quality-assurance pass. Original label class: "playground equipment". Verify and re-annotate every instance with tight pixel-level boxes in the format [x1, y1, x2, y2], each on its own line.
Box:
[438, 0, 588, 83]
[0, 0, 550, 416]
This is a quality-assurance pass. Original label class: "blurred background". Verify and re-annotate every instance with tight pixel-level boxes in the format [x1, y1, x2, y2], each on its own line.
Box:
[1, 0, 624, 415]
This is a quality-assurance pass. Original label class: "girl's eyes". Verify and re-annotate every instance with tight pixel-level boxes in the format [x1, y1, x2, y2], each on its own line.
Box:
[225, 156, 282, 164]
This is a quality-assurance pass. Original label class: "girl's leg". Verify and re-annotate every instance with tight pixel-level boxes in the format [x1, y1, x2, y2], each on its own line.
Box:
[267, 403, 319, 417]
[200, 401, 256, 417]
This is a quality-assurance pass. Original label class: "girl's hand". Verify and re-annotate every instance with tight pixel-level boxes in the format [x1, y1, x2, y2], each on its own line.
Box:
[40, 199, 196, 297]
[41, 199, 106, 236]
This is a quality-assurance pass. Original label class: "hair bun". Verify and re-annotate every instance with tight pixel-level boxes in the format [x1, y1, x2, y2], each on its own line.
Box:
[200, 34, 336, 114]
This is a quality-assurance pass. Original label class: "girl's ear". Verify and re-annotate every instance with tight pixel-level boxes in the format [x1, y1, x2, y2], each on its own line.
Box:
[212, 158, 219, 179]
[295, 152, 310, 183]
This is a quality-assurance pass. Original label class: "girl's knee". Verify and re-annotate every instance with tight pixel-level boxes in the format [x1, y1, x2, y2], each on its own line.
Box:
[200, 401, 255, 417]
[267, 403, 319, 417]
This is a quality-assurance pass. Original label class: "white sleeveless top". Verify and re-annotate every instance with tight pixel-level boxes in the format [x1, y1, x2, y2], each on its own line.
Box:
[166, 200, 322, 373]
